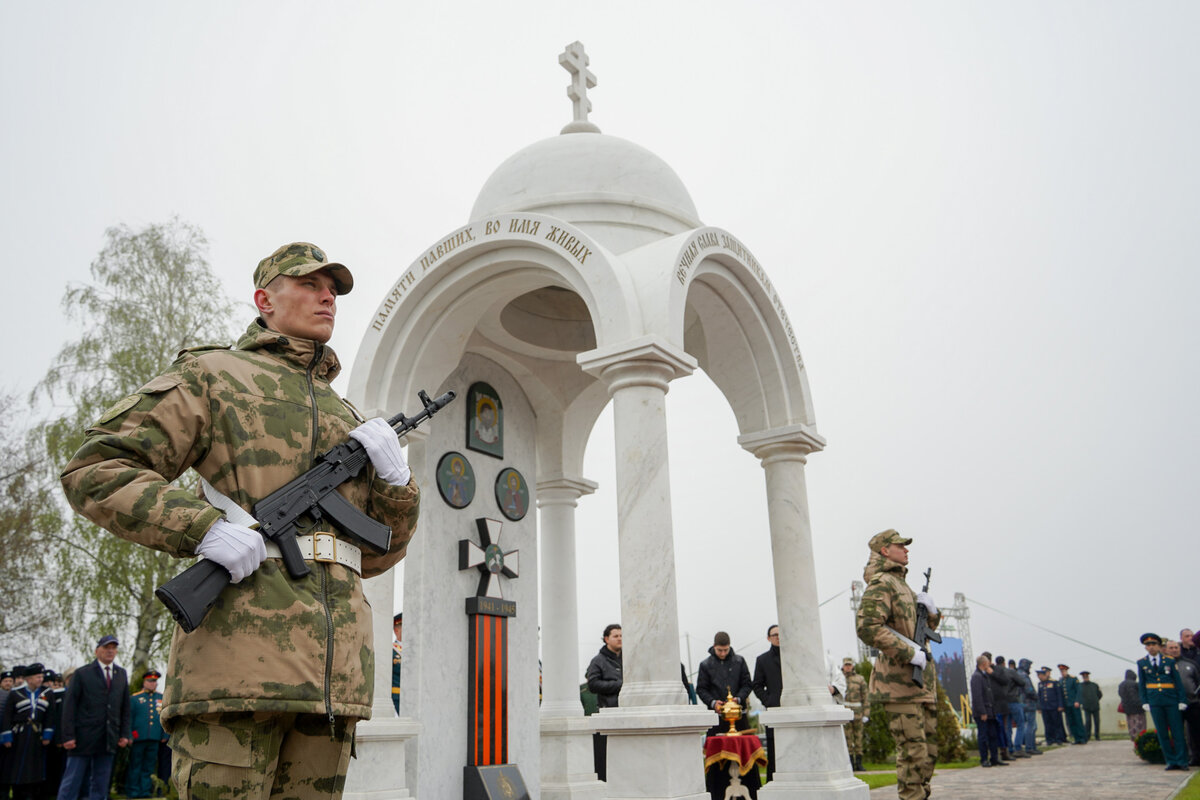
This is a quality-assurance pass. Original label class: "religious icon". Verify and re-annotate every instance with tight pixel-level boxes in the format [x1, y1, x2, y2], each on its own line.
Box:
[436, 451, 476, 509]
[494, 468, 528, 522]
[466, 382, 503, 459]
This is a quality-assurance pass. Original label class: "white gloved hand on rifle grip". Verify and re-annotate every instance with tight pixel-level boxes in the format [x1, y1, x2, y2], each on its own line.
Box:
[196, 519, 266, 583]
[350, 418, 411, 486]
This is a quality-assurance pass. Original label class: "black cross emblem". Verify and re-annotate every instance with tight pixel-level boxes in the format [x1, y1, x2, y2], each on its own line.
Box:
[459, 518, 519, 599]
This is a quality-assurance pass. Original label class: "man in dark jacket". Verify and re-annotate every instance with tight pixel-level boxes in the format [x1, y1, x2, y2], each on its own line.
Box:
[1165, 641, 1200, 765]
[585, 624, 622, 781]
[752, 624, 782, 780]
[696, 631, 752, 737]
[1077, 671, 1103, 742]
[981, 652, 1021, 759]
[57, 635, 131, 800]
[970, 656, 1005, 767]
[1016, 659, 1042, 754]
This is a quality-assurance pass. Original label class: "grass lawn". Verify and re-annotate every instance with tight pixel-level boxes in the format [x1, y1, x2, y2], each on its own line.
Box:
[1174, 771, 1200, 800]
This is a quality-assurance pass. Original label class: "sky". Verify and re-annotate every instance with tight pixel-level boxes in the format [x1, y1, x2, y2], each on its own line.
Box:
[3, 2, 1198, 682]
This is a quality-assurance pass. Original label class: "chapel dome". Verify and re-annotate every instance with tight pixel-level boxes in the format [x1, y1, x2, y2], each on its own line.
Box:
[470, 132, 702, 253]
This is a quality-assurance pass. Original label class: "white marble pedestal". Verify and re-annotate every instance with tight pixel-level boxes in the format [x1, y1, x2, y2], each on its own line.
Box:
[756, 706, 867, 799]
[540, 715, 606, 800]
[594, 706, 713, 799]
[343, 716, 422, 799]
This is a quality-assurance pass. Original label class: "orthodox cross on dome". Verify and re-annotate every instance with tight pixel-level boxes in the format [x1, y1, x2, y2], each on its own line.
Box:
[459, 517, 520, 599]
[559, 41, 601, 134]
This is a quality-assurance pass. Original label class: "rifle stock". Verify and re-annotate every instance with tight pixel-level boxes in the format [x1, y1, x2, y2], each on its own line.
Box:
[156, 389, 455, 633]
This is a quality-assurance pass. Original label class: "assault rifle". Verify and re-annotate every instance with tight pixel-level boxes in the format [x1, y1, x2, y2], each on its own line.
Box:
[156, 389, 456, 633]
[911, 568, 941, 688]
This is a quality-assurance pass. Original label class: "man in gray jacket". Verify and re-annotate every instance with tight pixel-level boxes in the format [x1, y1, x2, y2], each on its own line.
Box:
[1166, 640, 1200, 766]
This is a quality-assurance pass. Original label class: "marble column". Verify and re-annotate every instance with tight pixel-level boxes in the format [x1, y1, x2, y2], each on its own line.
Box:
[579, 337, 712, 800]
[739, 425, 867, 799]
[343, 570, 421, 800]
[538, 475, 605, 800]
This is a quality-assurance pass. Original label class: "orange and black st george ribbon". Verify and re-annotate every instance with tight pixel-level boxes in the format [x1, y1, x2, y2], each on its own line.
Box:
[466, 595, 516, 765]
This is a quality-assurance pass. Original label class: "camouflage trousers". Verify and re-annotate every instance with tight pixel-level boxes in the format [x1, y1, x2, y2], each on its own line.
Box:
[884, 702, 937, 800]
[843, 717, 864, 756]
[170, 712, 356, 800]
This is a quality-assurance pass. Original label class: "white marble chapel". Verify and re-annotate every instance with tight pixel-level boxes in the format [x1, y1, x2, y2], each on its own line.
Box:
[343, 41, 866, 800]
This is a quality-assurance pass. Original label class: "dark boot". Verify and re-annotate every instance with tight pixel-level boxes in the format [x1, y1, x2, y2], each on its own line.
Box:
[855, 755, 864, 771]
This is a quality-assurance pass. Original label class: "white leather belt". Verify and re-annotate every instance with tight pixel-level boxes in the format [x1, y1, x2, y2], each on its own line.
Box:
[201, 478, 362, 576]
[265, 533, 362, 575]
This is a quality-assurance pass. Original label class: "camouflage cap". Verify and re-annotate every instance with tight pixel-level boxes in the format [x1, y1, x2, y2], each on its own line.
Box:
[254, 242, 354, 295]
[842, 657, 855, 666]
[868, 528, 912, 552]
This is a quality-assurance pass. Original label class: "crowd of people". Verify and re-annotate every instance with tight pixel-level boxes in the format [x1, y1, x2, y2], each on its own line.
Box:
[1117, 630, 1200, 772]
[0, 636, 168, 800]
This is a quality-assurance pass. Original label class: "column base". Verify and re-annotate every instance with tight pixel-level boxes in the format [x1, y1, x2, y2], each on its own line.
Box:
[757, 706, 867, 799]
[343, 716, 422, 800]
[594, 706, 713, 799]
[540, 715, 606, 800]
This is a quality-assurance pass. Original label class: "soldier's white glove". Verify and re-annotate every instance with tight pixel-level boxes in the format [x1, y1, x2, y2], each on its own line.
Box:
[350, 418, 411, 486]
[196, 519, 266, 583]
[916, 592, 938, 615]
[1143, 704, 1150, 712]
[1182, 703, 1189, 711]
[862, 715, 869, 724]
[910, 650, 927, 669]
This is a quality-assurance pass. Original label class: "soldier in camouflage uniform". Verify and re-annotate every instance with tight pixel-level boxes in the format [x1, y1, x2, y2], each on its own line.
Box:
[61, 243, 421, 800]
[855, 530, 941, 800]
[841, 657, 868, 771]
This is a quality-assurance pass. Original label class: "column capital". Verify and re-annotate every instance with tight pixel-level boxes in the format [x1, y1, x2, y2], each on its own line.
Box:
[738, 423, 826, 462]
[536, 475, 600, 507]
[577, 335, 697, 395]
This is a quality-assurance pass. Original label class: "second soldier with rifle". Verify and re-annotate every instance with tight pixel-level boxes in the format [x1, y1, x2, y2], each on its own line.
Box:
[855, 529, 942, 800]
[60, 243, 430, 800]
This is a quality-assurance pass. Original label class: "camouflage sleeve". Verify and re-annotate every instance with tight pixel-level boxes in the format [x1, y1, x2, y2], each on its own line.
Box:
[59, 362, 222, 557]
[855, 580, 915, 663]
[360, 477, 420, 578]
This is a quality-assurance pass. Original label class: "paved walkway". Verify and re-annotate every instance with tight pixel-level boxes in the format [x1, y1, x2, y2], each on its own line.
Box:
[868, 739, 1192, 799]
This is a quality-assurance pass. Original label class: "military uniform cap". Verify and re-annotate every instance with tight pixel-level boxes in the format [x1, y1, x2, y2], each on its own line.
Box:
[143, 669, 162, 679]
[1057, 663, 1069, 669]
[393, 612, 403, 624]
[1037, 666, 1050, 673]
[1140, 632, 1162, 645]
[1079, 670, 1090, 675]
[12, 665, 26, 678]
[0, 670, 12, 681]
[842, 657, 855, 666]
[24, 662, 44, 676]
[254, 242, 354, 295]
[867, 528, 912, 552]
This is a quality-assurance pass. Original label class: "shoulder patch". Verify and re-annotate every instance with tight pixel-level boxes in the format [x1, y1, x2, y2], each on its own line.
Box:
[98, 394, 140, 424]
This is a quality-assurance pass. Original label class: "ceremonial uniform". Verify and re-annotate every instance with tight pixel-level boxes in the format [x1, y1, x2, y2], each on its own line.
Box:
[1, 674, 54, 799]
[1078, 673, 1102, 742]
[1036, 672, 1066, 744]
[1139, 647, 1188, 768]
[125, 682, 166, 798]
[855, 530, 940, 800]
[1059, 667, 1087, 744]
[842, 661, 868, 768]
[391, 639, 402, 714]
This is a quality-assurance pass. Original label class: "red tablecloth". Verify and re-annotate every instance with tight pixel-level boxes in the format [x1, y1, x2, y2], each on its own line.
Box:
[703, 734, 767, 777]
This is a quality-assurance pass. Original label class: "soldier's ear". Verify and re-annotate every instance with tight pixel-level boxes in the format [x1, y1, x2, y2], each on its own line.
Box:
[254, 287, 274, 316]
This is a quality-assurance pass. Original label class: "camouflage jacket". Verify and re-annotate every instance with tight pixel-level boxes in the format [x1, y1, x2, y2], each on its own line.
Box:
[855, 554, 940, 704]
[844, 672, 868, 718]
[61, 320, 420, 726]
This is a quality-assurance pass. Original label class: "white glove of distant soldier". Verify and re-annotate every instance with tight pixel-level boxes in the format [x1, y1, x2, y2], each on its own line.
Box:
[910, 649, 927, 669]
[916, 592, 938, 615]
[196, 519, 267, 583]
[1182, 703, 1189, 711]
[349, 418, 411, 486]
[1143, 704, 1151, 712]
